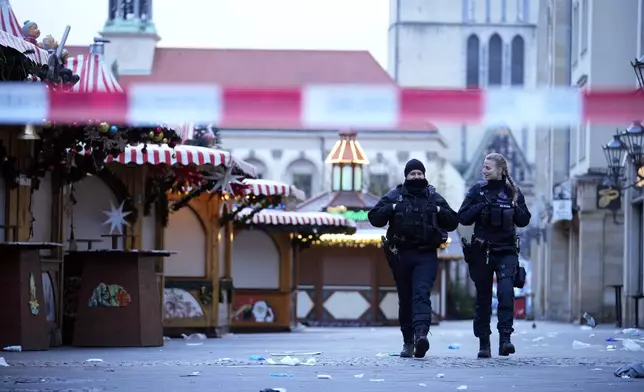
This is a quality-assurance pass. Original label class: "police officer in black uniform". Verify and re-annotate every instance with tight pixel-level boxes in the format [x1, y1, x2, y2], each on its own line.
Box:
[458, 153, 531, 358]
[368, 159, 459, 358]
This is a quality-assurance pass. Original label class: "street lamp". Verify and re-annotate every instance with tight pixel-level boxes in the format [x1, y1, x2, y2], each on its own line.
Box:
[623, 122, 644, 166]
[600, 57, 644, 189]
[631, 56, 644, 90]
[603, 131, 628, 187]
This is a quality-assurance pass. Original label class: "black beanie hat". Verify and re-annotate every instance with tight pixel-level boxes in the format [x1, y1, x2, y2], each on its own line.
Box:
[404, 158, 426, 177]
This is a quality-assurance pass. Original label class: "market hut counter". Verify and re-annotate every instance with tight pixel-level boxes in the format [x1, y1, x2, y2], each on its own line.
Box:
[63, 245, 175, 347]
[0, 241, 63, 351]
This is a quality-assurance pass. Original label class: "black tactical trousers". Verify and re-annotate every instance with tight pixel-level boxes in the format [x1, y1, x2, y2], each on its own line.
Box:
[468, 249, 517, 338]
[387, 248, 438, 342]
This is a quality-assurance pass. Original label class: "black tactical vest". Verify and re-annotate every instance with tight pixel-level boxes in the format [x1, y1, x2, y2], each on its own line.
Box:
[390, 187, 441, 247]
[483, 189, 515, 231]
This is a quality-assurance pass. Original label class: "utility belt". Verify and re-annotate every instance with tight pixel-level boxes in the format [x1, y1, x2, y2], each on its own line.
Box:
[472, 235, 520, 255]
[461, 235, 526, 289]
[381, 235, 436, 259]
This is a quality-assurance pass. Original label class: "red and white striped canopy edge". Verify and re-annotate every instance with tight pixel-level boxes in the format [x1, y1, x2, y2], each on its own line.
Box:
[0, 0, 21, 37]
[236, 208, 356, 228]
[95, 144, 257, 176]
[242, 179, 306, 201]
[76, 143, 227, 166]
[107, 144, 228, 167]
[0, 1, 47, 64]
[65, 53, 123, 93]
[6, 84, 644, 127]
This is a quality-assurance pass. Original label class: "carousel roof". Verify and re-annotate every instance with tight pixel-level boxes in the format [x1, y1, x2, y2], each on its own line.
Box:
[0, 0, 48, 64]
[325, 131, 369, 165]
[65, 40, 123, 93]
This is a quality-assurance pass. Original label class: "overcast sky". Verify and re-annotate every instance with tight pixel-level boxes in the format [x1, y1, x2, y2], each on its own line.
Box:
[11, 0, 390, 68]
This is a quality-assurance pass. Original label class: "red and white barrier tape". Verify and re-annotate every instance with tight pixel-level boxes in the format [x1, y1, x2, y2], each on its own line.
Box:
[1, 83, 643, 128]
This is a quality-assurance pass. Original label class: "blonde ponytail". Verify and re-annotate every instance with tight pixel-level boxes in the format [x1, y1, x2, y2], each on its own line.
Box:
[504, 170, 519, 203]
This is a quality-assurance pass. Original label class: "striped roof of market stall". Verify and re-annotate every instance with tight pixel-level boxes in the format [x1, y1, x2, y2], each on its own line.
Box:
[235, 208, 356, 231]
[65, 51, 122, 93]
[243, 179, 305, 201]
[76, 144, 257, 177]
[0, 0, 48, 64]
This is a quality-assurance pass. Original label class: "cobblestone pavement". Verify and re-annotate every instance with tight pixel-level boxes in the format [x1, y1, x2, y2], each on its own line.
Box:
[1, 320, 643, 391]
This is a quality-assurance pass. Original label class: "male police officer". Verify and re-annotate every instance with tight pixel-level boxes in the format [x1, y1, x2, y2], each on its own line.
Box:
[368, 159, 459, 358]
[458, 153, 531, 358]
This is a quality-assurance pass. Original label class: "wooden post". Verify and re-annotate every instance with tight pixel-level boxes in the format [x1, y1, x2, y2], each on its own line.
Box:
[370, 248, 379, 322]
[224, 221, 233, 277]
[210, 194, 221, 333]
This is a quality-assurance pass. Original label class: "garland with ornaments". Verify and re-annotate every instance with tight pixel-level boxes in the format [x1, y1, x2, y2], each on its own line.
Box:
[33, 121, 181, 178]
[144, 166, 207, 227]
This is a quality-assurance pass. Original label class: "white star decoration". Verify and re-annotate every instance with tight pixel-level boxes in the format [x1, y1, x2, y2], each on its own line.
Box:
[204, 167, 245, 195]
[102, 201, 132, 235]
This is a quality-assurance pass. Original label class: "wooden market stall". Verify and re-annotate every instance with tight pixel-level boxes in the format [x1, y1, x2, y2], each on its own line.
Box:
[0, 125, 64, 351]
[295, 131, 463, 326]
[61, 143, 256, 346]
[0, 3, 261, 348]
[229, 207, 356, 332]
[161, 178, 309, 335]
[0, 2, 66, 351]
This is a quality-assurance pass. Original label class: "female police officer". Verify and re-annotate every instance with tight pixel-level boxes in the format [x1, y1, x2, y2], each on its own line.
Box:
[368, 159, 459, 359]
[458, 153, 531, 359]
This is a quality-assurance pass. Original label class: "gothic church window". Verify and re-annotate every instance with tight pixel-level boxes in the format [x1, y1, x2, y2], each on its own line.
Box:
[466, 35, 480, 88]
[488, 34, 503, 86]
[510, 35, 525, 85]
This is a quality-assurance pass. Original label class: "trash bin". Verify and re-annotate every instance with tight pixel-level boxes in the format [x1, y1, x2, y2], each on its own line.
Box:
[514, 295, 527, 319]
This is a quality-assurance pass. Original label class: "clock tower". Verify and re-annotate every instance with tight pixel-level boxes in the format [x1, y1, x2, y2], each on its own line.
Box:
[101, 0, 159, 76]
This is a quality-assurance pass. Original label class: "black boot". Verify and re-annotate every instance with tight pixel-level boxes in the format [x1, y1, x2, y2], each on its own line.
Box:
[499, 334, 516, 356]
[400, 342, 414, 358]
[414, 335, 430, 358]
[477, 336, 491, 358]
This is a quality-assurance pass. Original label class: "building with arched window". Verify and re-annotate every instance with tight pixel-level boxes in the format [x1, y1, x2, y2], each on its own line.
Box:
[388, 0, 539, 257]
[388, 0, 538, 169]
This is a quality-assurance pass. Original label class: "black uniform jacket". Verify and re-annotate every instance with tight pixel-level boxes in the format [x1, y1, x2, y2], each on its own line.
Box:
[458, 180, 531, 243]
[367, 184, 460, 240]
